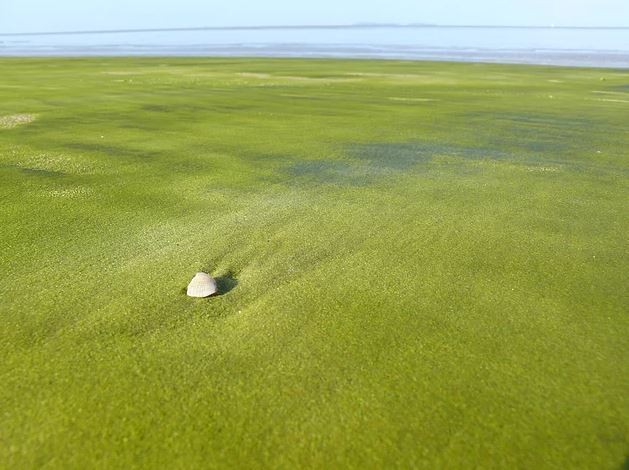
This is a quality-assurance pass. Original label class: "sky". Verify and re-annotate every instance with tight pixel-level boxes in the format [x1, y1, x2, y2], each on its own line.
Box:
[1, 0, 628, 34]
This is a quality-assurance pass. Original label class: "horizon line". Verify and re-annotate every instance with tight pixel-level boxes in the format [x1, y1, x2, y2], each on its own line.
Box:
[2, 23, 629, 37]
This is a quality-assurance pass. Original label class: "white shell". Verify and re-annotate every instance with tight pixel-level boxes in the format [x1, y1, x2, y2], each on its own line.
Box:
[187, 272, 217, 298]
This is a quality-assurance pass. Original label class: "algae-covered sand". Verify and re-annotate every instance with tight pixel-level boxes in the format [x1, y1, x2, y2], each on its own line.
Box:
[0, 58, 628, 468]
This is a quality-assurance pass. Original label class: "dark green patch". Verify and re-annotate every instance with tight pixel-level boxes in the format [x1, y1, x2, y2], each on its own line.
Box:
[65, 142, 162, 159]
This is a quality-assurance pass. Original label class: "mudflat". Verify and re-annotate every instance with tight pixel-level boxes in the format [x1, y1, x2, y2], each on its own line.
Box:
[1, 57, 627, 468]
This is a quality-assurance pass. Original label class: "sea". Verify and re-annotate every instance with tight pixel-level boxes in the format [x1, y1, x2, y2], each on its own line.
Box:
[1, 25, 628, 68]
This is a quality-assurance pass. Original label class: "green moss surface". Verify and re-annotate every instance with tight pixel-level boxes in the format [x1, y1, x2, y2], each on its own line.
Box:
[1, 58, 628, 468]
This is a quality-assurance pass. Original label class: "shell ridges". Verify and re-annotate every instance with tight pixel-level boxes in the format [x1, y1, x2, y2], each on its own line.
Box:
[187, 272, 217, 298]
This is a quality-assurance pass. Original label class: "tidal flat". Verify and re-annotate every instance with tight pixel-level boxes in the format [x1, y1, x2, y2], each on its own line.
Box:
[0, 57, 628, 468]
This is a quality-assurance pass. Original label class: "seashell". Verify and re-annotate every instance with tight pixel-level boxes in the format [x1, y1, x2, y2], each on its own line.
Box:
[187, 272, 217, 298]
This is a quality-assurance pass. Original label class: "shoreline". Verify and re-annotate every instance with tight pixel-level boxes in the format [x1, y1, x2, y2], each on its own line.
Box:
[1, 46, 628, 69]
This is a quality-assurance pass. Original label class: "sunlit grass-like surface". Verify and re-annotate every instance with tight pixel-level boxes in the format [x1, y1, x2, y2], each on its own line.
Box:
[1, 57, 628, 468]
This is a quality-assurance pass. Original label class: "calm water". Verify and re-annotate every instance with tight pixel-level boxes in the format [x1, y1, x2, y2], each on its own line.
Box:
[1, 26, 629, 67]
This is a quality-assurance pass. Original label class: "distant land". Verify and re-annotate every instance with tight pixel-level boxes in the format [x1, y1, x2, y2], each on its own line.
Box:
[1, 23, 628, 36]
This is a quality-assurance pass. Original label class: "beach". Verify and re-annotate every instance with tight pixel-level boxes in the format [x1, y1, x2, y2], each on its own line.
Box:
[1, 57, 627, 468]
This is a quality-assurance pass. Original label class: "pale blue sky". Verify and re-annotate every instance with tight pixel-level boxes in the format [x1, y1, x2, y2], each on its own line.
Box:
[1, 0, 627, 33]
